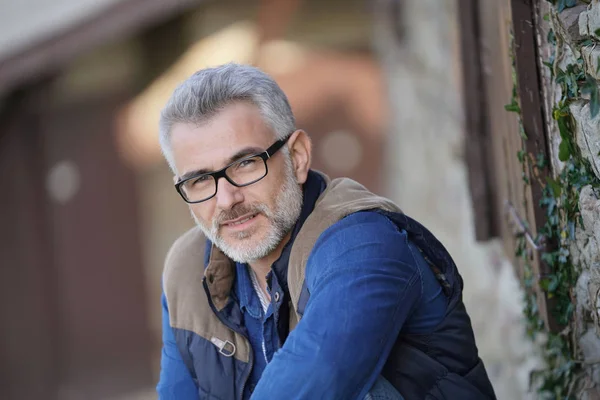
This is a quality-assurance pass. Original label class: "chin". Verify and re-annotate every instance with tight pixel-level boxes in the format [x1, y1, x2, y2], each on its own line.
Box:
[220, 233, 278, 264]
[225, 225, 261, 241]
[226, 234, 265, 254]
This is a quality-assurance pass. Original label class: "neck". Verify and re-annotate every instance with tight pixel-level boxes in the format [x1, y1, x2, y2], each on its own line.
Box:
[248, 230, 292, 292]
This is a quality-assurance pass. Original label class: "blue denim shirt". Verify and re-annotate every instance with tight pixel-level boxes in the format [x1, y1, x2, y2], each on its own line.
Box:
[234, 263, 279, 397]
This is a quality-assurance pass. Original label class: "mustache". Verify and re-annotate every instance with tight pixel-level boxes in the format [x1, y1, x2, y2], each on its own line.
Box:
[214, 204, 268, 226]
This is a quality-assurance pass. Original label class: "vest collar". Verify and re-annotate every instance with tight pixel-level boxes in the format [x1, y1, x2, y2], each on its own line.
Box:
[269, 170, 327, 295]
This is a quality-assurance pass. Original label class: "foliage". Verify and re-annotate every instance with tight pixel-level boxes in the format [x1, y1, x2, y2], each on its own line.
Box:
[581, 74, 600, 118]
[515, 157, 589, 399]
[507, 2, 600, 398]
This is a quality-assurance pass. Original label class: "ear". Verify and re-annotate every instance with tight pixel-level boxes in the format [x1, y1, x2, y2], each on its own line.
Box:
[287, 129, 312, 184]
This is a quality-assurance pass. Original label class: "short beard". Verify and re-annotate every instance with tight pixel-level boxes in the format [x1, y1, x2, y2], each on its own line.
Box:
[191, 155, 303, 264]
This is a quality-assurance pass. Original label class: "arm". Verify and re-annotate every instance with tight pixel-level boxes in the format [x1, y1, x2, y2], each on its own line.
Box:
[252, 212, 423, 400]
[156, 293, 199, 400]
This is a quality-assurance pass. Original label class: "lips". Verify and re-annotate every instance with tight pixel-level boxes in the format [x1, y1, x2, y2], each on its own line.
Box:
[222, 213, 257, 227]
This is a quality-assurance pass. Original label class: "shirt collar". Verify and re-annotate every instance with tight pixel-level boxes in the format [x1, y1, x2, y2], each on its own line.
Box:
[235, 262, 263, 317]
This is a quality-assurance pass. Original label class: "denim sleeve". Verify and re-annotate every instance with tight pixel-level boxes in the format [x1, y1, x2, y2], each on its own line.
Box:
[156, 292, 199, 400]
[251, 212, 423, 400]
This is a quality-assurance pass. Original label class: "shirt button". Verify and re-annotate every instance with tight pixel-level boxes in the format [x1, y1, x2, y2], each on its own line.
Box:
[273, 291, 281, 302]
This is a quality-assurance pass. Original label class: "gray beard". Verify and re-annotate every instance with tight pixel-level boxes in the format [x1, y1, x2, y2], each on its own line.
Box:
[191, 159, 303, 264]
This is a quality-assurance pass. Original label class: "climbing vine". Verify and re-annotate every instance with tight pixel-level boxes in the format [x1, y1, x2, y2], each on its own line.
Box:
[507, 1, 600, 398]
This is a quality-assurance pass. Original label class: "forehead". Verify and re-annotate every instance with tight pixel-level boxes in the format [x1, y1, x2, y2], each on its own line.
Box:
[170, 102, 274, 174]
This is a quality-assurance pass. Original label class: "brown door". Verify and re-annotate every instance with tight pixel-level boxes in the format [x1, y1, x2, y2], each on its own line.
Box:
[40, 93, 153, 399]
[0, 90, 153, 400]
[0, 92, 58, 400]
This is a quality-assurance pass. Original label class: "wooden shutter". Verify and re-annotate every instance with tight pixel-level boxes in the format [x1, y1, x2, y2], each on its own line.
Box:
[461, 0, 558, 331]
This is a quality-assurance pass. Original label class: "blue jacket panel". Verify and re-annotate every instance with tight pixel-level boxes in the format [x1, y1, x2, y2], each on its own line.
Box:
[251, 212, 447, 399]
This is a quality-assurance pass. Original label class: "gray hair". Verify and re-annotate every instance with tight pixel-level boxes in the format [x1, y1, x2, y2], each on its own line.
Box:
[159, 63, 296, 173]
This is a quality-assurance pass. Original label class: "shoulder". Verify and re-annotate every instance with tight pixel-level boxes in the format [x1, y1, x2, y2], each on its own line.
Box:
[303, 210, 425, 294]
[163, 226, 207, 299]
[314, 211, 401, 251]
[326, 210, 397, 231]
[308, 211, 415, 270]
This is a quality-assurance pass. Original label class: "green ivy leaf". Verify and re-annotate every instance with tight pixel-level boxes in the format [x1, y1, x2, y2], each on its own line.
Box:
[581, 38, 594, 47]
[546, 177, 562, 197]
[557, 0, 565, 12]
[581, 74, 600, 118]
[555, 68, 566, 84]
[559, 139, 571, 161]
[595, 28, 600, 37]
[557, 114, 569, 140]
[505, 101, 521, 113]
[543, 60, 555, 79]
[548, 276, 560, 292]
[557, 0, 577, 12]
[561, 302, 574, 324]
[581, 74, 596, 95]
[519, 124, 528, 140]
[537, 152, 547, 168]
[543, 13, 550, 21]
[542, 252, 557, 267]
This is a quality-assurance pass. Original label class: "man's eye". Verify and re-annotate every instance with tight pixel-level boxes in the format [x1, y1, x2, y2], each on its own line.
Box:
[191, 175, 210, 185]
[238, 159, 256, 168]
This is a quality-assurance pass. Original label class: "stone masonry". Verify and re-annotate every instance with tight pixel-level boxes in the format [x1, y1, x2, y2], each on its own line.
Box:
[548, 1, 600, 397]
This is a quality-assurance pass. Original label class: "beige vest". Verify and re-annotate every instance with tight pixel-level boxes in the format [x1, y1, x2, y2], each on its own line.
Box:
[162, 174, 400, 364]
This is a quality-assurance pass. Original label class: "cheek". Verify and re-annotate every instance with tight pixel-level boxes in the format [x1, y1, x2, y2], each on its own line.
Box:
[254, 164, 287, 203]
[247, 183, 279, 209]
[190, 203, 214, 224]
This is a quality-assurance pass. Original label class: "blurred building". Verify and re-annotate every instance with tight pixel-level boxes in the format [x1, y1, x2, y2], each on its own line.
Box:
[1, 0, 559, 399]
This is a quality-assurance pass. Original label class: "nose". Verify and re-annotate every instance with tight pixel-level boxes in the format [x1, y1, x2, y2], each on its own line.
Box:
[215, 177, 244, 210]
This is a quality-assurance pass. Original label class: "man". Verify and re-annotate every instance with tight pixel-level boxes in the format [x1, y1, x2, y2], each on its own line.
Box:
[157, 63, 496, 400]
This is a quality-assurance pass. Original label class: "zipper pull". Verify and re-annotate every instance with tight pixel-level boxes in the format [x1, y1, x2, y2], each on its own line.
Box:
[211, 337, 236, 357]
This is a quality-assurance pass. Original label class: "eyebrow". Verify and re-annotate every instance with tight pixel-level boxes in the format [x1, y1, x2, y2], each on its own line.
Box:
[178, 146, 265, 182]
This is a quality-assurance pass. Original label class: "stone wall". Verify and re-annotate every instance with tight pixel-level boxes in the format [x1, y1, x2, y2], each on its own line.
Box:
[547, 1, 600, 397]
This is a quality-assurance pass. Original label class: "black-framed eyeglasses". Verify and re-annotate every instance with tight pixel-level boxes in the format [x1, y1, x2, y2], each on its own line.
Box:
[175, 135, 291, 204]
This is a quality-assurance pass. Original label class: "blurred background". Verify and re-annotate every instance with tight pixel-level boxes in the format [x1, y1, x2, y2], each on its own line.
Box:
[0, 0, 543, 399]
